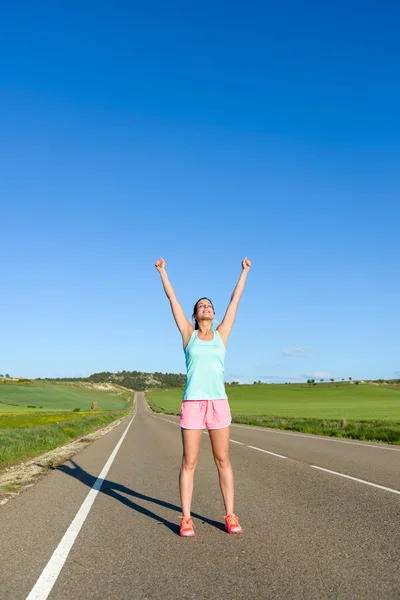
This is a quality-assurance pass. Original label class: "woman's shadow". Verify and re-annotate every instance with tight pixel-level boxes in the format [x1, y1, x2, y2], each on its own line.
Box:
[53, 459, 225, 536]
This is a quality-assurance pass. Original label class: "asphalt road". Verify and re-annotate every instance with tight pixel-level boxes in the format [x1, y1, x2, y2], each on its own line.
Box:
[1, 392, 399, 600]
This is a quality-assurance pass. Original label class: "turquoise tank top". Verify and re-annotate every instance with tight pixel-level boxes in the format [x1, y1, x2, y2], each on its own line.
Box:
[182, 329, 227, 401]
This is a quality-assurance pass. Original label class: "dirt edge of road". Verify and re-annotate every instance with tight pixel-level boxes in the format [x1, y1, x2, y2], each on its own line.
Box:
[0, 406, 135, 507]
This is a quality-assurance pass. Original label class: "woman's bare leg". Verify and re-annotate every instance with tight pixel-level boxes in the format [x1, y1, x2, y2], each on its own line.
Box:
[208, 426, 234, 515]
[179, 428, 203, 518]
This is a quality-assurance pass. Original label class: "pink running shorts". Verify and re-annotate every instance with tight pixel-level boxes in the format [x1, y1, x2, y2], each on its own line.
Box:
[180, 399, 232, 430]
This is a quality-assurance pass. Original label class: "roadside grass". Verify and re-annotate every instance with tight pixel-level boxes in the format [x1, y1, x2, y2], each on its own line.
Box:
[230, 415, 400, 444]
[146, 394, 180, 416]
[0, 409, 132, 470]
[2, 481, 21, 493]
[146, 384, 400, 445]
[0, 412, 105, 429]
[0, 381, 135, 470]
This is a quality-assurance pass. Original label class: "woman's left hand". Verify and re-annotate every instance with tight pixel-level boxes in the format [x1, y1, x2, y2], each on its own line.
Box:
[242, 257, 252, 271]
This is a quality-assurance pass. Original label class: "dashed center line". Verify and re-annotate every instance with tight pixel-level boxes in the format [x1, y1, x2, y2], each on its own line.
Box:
[154, 414, 399, 496]
[310, 465, 400, 495]
[248, 445, 287, 459]
[231, 422, 400, 451]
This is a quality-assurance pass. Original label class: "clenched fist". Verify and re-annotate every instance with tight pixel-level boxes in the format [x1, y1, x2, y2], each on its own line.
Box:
[242, 257, 251, 271]
[155, 257, 166, 271]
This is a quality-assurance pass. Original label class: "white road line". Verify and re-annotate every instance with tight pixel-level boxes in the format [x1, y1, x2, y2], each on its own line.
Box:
[25, 411, 137, 600]
[153, 416, 179, 426]
[231, 423, 400, 451]
[157, 417, 178, 425]
[154, 408, 400, 496]
[248, 445, 287, 459]
[310, 465, 400, 495]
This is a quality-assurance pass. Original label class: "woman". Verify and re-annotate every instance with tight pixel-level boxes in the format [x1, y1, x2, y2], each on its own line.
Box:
[154, 256, 251, 536]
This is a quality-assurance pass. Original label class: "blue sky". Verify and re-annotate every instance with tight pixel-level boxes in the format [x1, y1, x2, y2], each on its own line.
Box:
[1, 1, 399, 383]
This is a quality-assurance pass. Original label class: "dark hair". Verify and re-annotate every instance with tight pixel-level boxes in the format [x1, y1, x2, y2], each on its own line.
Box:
[192, 298, 214, 330]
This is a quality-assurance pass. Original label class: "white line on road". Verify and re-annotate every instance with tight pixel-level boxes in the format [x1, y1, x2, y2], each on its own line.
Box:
[310, 465, 400, 495]
[158, 417, 179, 426]
[153, 417, 400, 495]
[155, 410, 399, 495]
[231, 423, 400, 451]
[248, 445, 287, 459]
[25, 411, 137, 600]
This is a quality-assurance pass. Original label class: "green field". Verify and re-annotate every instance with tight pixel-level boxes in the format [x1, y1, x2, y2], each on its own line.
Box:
[146, 384, 400, 444]
[0, 381, 134, 471]
[147, 384, 400, 420]
[0, 380, 131, 412]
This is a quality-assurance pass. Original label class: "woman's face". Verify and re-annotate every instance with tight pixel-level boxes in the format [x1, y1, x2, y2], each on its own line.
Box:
[195, 298, 215, 323]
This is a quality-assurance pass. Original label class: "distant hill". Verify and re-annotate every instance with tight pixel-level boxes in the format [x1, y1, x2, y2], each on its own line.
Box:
[40, 371, 186, 391]
[34, 372, 400, 391]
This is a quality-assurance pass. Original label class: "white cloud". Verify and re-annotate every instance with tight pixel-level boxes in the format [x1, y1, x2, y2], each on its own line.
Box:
[281, 346, 312, 358]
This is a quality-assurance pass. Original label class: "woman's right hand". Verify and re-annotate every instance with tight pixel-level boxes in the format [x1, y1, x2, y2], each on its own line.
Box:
[155, 257, 166, 271]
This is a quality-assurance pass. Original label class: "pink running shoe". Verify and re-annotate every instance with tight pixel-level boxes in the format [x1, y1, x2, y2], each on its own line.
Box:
[179, 516, 195, 537]
[224, 514, 243, 534]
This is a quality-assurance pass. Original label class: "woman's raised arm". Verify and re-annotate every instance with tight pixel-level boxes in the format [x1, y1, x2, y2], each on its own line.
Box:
[155, 258, 193, 342]
[217, 257, 251, 346]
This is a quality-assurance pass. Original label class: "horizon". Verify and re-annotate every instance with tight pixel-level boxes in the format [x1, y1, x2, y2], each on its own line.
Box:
[3, 372, 398, 386]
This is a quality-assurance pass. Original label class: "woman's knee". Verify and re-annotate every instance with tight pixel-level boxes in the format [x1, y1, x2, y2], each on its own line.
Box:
[214, 454, 231, 470]
[181, 457, 197, 472]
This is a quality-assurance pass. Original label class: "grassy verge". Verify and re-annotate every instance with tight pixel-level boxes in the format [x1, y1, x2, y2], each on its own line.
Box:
[0, 408, 132, 470]
[146, 395, 180, 416]
[230, 415, 400, 444]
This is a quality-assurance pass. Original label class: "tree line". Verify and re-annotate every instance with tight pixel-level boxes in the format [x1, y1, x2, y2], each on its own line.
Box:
[41, 370, 187, 391]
